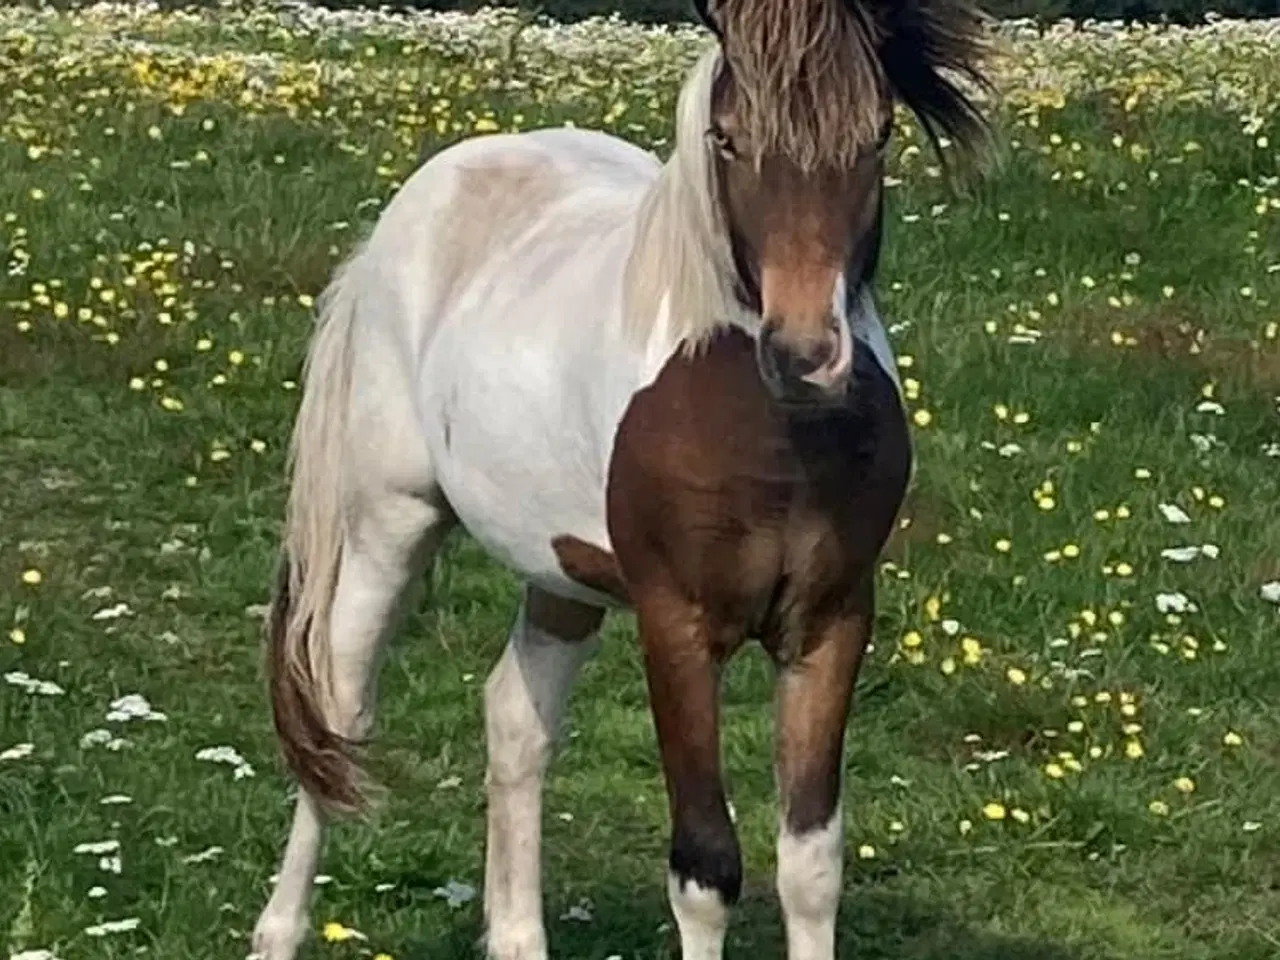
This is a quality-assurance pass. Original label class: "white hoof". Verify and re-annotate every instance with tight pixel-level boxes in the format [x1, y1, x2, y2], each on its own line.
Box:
[485, 923, 548, 960]
[249, 908, 307, 960]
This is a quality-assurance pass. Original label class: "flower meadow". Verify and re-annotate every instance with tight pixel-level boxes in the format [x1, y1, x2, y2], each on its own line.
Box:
[3, 3, 1280, 958]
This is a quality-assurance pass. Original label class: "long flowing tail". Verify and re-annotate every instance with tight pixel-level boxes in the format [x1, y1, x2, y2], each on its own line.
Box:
[265, 249, 369, 816]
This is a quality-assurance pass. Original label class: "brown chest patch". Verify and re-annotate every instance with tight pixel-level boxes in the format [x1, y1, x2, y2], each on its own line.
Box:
[603, 327, 911, 661]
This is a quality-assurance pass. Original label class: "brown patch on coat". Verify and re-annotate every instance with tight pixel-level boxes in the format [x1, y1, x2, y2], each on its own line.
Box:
[607, 327, 911, 658]
[432, 155, 565, 317]
[550, 534, 629, 605]
[604, 325, 911, 897]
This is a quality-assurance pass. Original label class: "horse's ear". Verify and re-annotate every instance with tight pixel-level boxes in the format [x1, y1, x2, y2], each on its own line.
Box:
[692, 0, 724, 39]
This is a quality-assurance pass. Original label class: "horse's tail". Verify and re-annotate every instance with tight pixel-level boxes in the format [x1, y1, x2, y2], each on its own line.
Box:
[265, 248, 370, 816]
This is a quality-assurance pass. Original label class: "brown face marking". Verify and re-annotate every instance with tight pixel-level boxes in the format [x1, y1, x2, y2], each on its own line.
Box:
[710, 70, 890, 401]
[433, 156, 565, 318]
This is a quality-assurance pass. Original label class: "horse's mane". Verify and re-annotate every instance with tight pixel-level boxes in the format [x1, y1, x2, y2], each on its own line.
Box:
[622, 0, 993, 354]
[711, 0, 994, 170]
[622, 45, 746, 357]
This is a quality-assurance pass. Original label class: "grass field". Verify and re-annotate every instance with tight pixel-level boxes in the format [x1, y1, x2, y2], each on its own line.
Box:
[4, 4, 1280, 959]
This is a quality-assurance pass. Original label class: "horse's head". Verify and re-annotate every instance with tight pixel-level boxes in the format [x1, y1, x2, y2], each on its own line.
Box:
[698, 0, 991, 408]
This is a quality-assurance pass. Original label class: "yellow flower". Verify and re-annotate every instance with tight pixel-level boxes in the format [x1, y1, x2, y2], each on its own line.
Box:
[857, 844, 876, 859]
[322, 922, 357, 943]
[1149, 800, 1169, 816]
[1044, 762, 1065, 779]
[9, 628, 26, 645]
[1173, 777, 1195, 794]
[982, 802, 1006, 821]
[901, 630, 923, 648]
[994, 538, 1011, 553]
[21, 569, 42, 586]
[1124, 739, 1144, 760]
[925, 596, 942, 621]
[1223, 731, 1244, 747]
[912, 408, 933, 428]
[1006, 667, 1027, 686]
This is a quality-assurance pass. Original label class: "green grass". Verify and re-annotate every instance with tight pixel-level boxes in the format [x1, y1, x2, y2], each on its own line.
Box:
[3, 6, 1280, 960]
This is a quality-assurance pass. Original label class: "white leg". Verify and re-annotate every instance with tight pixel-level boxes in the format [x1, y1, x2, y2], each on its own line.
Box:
[483, 587, 601, 960]
[668, 873, 730, 960]
[251, 495, 450, 960]
[777, 806, 844, 960]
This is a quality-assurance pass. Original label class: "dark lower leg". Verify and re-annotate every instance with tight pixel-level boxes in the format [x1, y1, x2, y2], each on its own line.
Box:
[637, 592, 741, 960]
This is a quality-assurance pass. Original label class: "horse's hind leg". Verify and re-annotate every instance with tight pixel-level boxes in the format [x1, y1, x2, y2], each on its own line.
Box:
[251, 488, 453, 960]
[483, 585, 603, 960]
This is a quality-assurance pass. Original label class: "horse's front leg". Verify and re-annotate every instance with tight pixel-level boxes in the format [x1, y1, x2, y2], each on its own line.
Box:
[635, 586, 741, 960]
[774, 580, 875, 960]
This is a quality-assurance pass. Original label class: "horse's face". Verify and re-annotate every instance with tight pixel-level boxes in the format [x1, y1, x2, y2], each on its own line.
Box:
[710, 77, 891, 408]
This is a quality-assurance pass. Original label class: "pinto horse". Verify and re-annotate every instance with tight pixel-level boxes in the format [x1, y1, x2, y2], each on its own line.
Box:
[251, 1, 990, 957]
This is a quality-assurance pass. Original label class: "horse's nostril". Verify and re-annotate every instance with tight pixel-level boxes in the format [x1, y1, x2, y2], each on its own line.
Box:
[758, 318, 841, 391]
[806, 334, 836, 371]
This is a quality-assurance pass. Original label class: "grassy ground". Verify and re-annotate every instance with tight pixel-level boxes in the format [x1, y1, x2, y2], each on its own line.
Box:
[3, 5, 1280, 960]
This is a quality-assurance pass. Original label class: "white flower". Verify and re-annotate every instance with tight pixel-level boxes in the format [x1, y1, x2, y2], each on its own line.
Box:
[195, 745, 254, 779]
[73, 840, 120, 856]
[433, 879, 476, 908]
[1, 742, 34, 761]
[84, 917, 140, 937]
[106, 694, 167, 723]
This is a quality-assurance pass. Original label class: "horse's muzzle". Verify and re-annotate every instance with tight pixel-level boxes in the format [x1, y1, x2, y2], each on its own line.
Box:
[755, 315, 853, 408]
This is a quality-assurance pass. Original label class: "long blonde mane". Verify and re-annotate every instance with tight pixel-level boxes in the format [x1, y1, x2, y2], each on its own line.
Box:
[621, 44, 747, 357]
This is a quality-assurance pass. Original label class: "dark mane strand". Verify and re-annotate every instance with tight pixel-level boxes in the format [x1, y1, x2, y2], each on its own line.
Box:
[875, 0, 995, 175]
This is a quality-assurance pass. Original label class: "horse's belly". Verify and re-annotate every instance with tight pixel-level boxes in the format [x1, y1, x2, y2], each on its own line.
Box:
[422, 327, 632, 610]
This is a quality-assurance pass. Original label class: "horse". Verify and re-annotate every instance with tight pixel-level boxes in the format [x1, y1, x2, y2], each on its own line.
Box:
[249, 0, 991, 957]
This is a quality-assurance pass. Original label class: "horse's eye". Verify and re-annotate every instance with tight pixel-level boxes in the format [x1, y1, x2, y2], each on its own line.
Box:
[706, 126, 738, 161]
